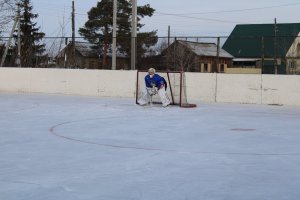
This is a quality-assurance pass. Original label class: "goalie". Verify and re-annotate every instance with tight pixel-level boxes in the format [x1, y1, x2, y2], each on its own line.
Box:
[137, 68, 171, 107]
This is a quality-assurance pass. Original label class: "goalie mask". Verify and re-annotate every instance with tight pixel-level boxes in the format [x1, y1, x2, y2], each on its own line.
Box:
[148, 68, 156, 76]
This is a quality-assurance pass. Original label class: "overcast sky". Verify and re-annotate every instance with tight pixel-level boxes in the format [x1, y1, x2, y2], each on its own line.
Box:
[29, 0, 300, 37]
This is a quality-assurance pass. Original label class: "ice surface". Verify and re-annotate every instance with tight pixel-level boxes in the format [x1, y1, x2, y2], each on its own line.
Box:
[1, 93, 300, 200]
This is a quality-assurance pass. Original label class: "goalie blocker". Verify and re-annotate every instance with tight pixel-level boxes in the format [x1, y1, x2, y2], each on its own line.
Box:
[136, 70, 197, 108]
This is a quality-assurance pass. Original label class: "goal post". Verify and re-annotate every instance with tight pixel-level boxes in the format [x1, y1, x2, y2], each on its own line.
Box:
[136, 70, 197, 108]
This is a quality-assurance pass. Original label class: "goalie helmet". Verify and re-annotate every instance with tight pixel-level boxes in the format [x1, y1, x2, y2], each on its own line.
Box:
[148, 68, 156, 74]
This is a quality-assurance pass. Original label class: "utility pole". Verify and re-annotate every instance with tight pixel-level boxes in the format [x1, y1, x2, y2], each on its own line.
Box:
[167, 25, 170, 70]
[131, 0, 137, 70]
[261, 36, 265, 74]
[1, 2, 20, 67]
[112, 0, 117, 70]
[274, 18, 278, 74]
[16, 2, 21, 67]
[168, 25, 170, 47]
[64, 37, 68, 68]
[71, 0, 75, 67]
[216, 37, 220, 73]
[174, 37, 177, 70]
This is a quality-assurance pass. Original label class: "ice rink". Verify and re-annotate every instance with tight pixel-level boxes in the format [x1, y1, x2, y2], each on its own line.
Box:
[1, 92, 300, 200]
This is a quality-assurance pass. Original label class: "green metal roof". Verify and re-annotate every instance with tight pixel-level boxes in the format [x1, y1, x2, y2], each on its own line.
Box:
[222, 23, 300, 58]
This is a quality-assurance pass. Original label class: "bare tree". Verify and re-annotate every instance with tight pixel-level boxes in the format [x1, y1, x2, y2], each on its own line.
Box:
[164, 41, 197, 72]
[0, 0, 18, 34]
[41, 13, 68, 68]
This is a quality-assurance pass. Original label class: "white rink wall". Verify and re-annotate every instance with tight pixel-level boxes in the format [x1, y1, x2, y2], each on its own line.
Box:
[185, 73, 217, 103]
[0, 68, 136, 98]
[262, 75, 300, 106]
[1, 68, 300, 106]
[215, 74, 262, 104]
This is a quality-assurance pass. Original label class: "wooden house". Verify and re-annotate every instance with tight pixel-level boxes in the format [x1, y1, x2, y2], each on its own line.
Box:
[161, 40, 233, 72]
[223, 23, 300, 74]
[56, 42, 128, 70]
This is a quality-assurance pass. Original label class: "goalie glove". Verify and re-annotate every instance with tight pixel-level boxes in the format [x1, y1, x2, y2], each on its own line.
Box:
[147, 87, 158, 96]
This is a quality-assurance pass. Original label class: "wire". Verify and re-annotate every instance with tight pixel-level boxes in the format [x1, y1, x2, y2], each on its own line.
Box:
[152, 2, 300, 24]
[155, 2, 300, 15]
[153, 13, 245, 24]
[75, 12, 86, 16]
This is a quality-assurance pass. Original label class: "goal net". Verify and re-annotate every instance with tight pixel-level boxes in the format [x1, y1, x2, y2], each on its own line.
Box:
[136, 70, 197, 108]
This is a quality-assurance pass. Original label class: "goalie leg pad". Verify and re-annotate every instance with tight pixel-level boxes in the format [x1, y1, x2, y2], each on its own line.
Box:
[158, 89, 170, 107]
[138, 88, 150, 105]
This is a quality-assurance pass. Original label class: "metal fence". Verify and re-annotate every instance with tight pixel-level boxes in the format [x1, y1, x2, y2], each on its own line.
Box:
[1, 36, 300, 74]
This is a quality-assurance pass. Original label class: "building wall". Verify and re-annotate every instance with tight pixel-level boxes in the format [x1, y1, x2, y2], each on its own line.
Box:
[200, 63, 212, 73]
[286, 32, 300, 58]
[226, 68, 262, 74]
[286, 58, 300, 74]
[199, 57, 232, 73]
[1, 68, 300, 106]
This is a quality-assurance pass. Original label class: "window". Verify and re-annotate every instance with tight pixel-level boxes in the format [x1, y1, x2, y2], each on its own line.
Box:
[220, 64, 225, 72]
[288, 60, 295, 69]
[204, 63, 208, 72]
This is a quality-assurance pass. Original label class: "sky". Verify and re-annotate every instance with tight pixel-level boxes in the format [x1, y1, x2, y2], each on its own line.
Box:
[7, 0, 300, 37]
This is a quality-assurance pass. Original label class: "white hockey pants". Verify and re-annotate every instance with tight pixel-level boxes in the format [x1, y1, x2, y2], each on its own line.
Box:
[138, 88, 170, 107]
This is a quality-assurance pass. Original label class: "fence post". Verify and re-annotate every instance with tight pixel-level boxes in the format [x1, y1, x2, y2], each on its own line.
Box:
[131, 0, 137, 70]
[217, 37, 220, 73]
[174, 37, 177, 70]
[64, 37, 68, 68]
[212, 37, 220, 73]
[261, 36, 264, 74]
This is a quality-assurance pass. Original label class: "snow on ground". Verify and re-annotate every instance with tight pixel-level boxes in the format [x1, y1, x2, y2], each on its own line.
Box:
[1, 92, 300, 200]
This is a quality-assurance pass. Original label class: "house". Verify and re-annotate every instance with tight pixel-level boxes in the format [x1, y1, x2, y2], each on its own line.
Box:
[160, 40, 233, 72]
[37, 55, 57, 68]
[223, 23, 300, 74]
[56, 41, 128, 69]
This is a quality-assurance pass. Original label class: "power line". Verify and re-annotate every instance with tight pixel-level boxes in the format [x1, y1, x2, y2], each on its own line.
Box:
[155, 2, 300, 16]
[75, 12, 243, 24]
[75, 12, 86, 16]
[46, 16, 72, 36]
[154, 13, 245, 24]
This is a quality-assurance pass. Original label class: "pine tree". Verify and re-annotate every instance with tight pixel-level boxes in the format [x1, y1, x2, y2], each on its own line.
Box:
[17, 0, 45, 67]
[79, 0, 158, 69]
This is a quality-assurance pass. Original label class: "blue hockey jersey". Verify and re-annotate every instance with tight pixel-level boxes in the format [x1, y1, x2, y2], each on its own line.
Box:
[145, 74, 167, 89]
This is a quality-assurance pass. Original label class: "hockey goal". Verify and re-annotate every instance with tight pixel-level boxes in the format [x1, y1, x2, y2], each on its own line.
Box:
[136, 70, 197, 108]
